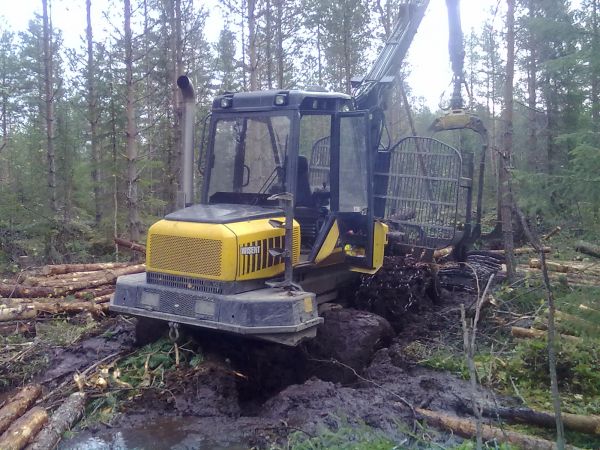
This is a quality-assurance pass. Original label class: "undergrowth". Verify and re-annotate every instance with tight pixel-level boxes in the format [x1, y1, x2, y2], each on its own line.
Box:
[81, 337, 203, 427]
[405, 280, 600, 448]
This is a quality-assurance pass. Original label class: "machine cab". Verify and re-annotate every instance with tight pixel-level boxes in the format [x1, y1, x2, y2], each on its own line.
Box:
[201, 90, 383, 272]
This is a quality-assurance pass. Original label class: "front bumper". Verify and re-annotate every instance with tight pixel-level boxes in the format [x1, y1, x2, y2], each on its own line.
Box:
[110, 273, 323, 346]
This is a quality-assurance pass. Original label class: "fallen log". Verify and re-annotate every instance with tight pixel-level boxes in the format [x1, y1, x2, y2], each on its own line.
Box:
[416, 408, 578, 450]
[511, 326, 581, 343]
[0, 305, 37, 322]
[0, 285, 55, 299]
[483, 406, 600, 436]
[0, 385, 43, 434]
[25, 392, 86, 450]
[0, 407, 48, 450]
[575, 241, 600, 259]
[114, 237, 146, 255]
[41, 262, 133, 276]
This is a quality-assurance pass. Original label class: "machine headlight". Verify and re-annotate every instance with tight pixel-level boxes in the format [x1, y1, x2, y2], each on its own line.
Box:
[274, 94, 288, 106]
[220, 97, 232, 108]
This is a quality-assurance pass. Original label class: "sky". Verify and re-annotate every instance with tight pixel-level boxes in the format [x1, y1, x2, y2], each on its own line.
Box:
[0, 0, 501, 109]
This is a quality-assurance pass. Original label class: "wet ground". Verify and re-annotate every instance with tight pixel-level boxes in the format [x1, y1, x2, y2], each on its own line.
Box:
[5, 258, 503, 449]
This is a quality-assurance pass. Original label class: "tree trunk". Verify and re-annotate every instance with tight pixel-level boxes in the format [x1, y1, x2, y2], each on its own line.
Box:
[576, 240, 600, 258]
[0, 385, 43, 434]
[124, 0, 141, 244]
[591, 0, 599, 131]
[499, 0, 516, 281]
[86, 0, 101, 225]
[42, 0, 57, 214]
[276, 0, 284, 88]
[0, 407, 48, 450]
[0, 304, 37, 322]
[25, 392, 86, 450]
[247, 0, 258, 91]
[41, 262, 133, 276]
[526, 0, 538, 171]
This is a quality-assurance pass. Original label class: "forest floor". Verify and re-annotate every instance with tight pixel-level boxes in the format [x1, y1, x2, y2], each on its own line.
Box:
[2, 234, 600, 449]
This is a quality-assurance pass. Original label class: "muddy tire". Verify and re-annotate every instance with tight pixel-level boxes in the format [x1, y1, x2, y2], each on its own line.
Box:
[306, 308, 394, 383]
[134, 317, 168, 346]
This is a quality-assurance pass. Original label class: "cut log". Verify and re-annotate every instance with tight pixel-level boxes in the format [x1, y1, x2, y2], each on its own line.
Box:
[542, 226, 562, 241]
[511, 326, 581, 343]
[0, 385, 43, 434]
[489, 246, 551, 255]
[114, 237, 146, 255]
[529, 259, 571, 273]
[92, 293, 113, 304]
[0, 407, 48, 450]
[0, 305, 37, 323]
[575, 241, 600, 259]
[416, 408, 578, 450]
[74, 285, 114, 300]
[25, 392, 86, 450]
[483, 406, 600, 436]
[41, 262, 133, 276]
[1, 265, 145, 299]
[33, 301, 102, 317]
[433, 246, 453, 259]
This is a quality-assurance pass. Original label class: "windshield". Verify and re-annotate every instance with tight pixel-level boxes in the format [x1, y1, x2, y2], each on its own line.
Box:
[207, 114, 291, 200]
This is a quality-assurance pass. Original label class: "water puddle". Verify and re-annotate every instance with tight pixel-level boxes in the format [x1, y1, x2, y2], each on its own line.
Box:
[58, 417, 248, 450]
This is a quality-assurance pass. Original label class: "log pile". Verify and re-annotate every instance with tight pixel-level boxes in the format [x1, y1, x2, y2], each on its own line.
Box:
[0, 262, 145, 327]
[0, 385, 85, 450]
[517, 257, 600, 288]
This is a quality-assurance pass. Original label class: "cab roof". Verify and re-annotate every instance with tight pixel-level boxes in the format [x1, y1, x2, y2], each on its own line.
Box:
[212, 89, 353, 114]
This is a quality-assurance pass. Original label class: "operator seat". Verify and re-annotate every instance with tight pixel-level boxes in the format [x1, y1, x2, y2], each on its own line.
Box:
[296, 155, 313, 207]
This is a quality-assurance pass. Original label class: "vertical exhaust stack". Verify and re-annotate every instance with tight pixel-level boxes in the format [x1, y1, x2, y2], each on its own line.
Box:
[177, 75, 195, 208]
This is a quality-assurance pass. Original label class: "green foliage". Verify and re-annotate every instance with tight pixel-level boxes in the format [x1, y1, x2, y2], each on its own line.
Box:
[285, 424, 396, 450]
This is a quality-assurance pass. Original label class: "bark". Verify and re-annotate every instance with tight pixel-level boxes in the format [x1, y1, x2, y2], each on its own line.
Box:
[26, 392, 86, 450]
[41, 262, 133, 276]
[499, 0, 516, 282]
[0, 385, 43, 434]
[0, 305, 37, 322]
[0, 407, 48, 450]
[114, 237, 146, 254]
[417, 408, 577, 450]
[86, 0, 101, 224]
[592, 0, 599, 130]
[124, 0, 141, 244]
[42, 0, 57, 214]
[575, 241, 600, 259]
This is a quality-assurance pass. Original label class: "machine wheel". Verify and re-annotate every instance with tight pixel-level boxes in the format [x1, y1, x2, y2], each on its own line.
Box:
[134, 316, 168, 346]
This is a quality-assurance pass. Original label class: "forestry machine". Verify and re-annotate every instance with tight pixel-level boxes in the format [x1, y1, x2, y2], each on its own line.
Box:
[111, 0, 488, 345]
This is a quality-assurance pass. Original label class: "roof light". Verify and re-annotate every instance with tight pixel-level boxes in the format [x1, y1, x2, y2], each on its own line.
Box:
[274, 94, 288, 106]
[220, 97, 232, 108]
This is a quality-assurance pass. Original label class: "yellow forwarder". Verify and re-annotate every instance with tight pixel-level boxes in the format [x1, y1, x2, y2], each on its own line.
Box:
[111, 0, 487, 346]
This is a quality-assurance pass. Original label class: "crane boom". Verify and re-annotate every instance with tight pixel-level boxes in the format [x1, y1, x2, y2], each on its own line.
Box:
[353, 0, 429, 111]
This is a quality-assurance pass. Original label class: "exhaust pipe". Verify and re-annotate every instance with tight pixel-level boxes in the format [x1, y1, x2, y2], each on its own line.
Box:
[177, 75, 195, 208]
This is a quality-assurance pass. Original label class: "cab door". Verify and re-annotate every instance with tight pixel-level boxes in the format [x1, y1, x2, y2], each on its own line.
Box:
[332, 111, 379, 271]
